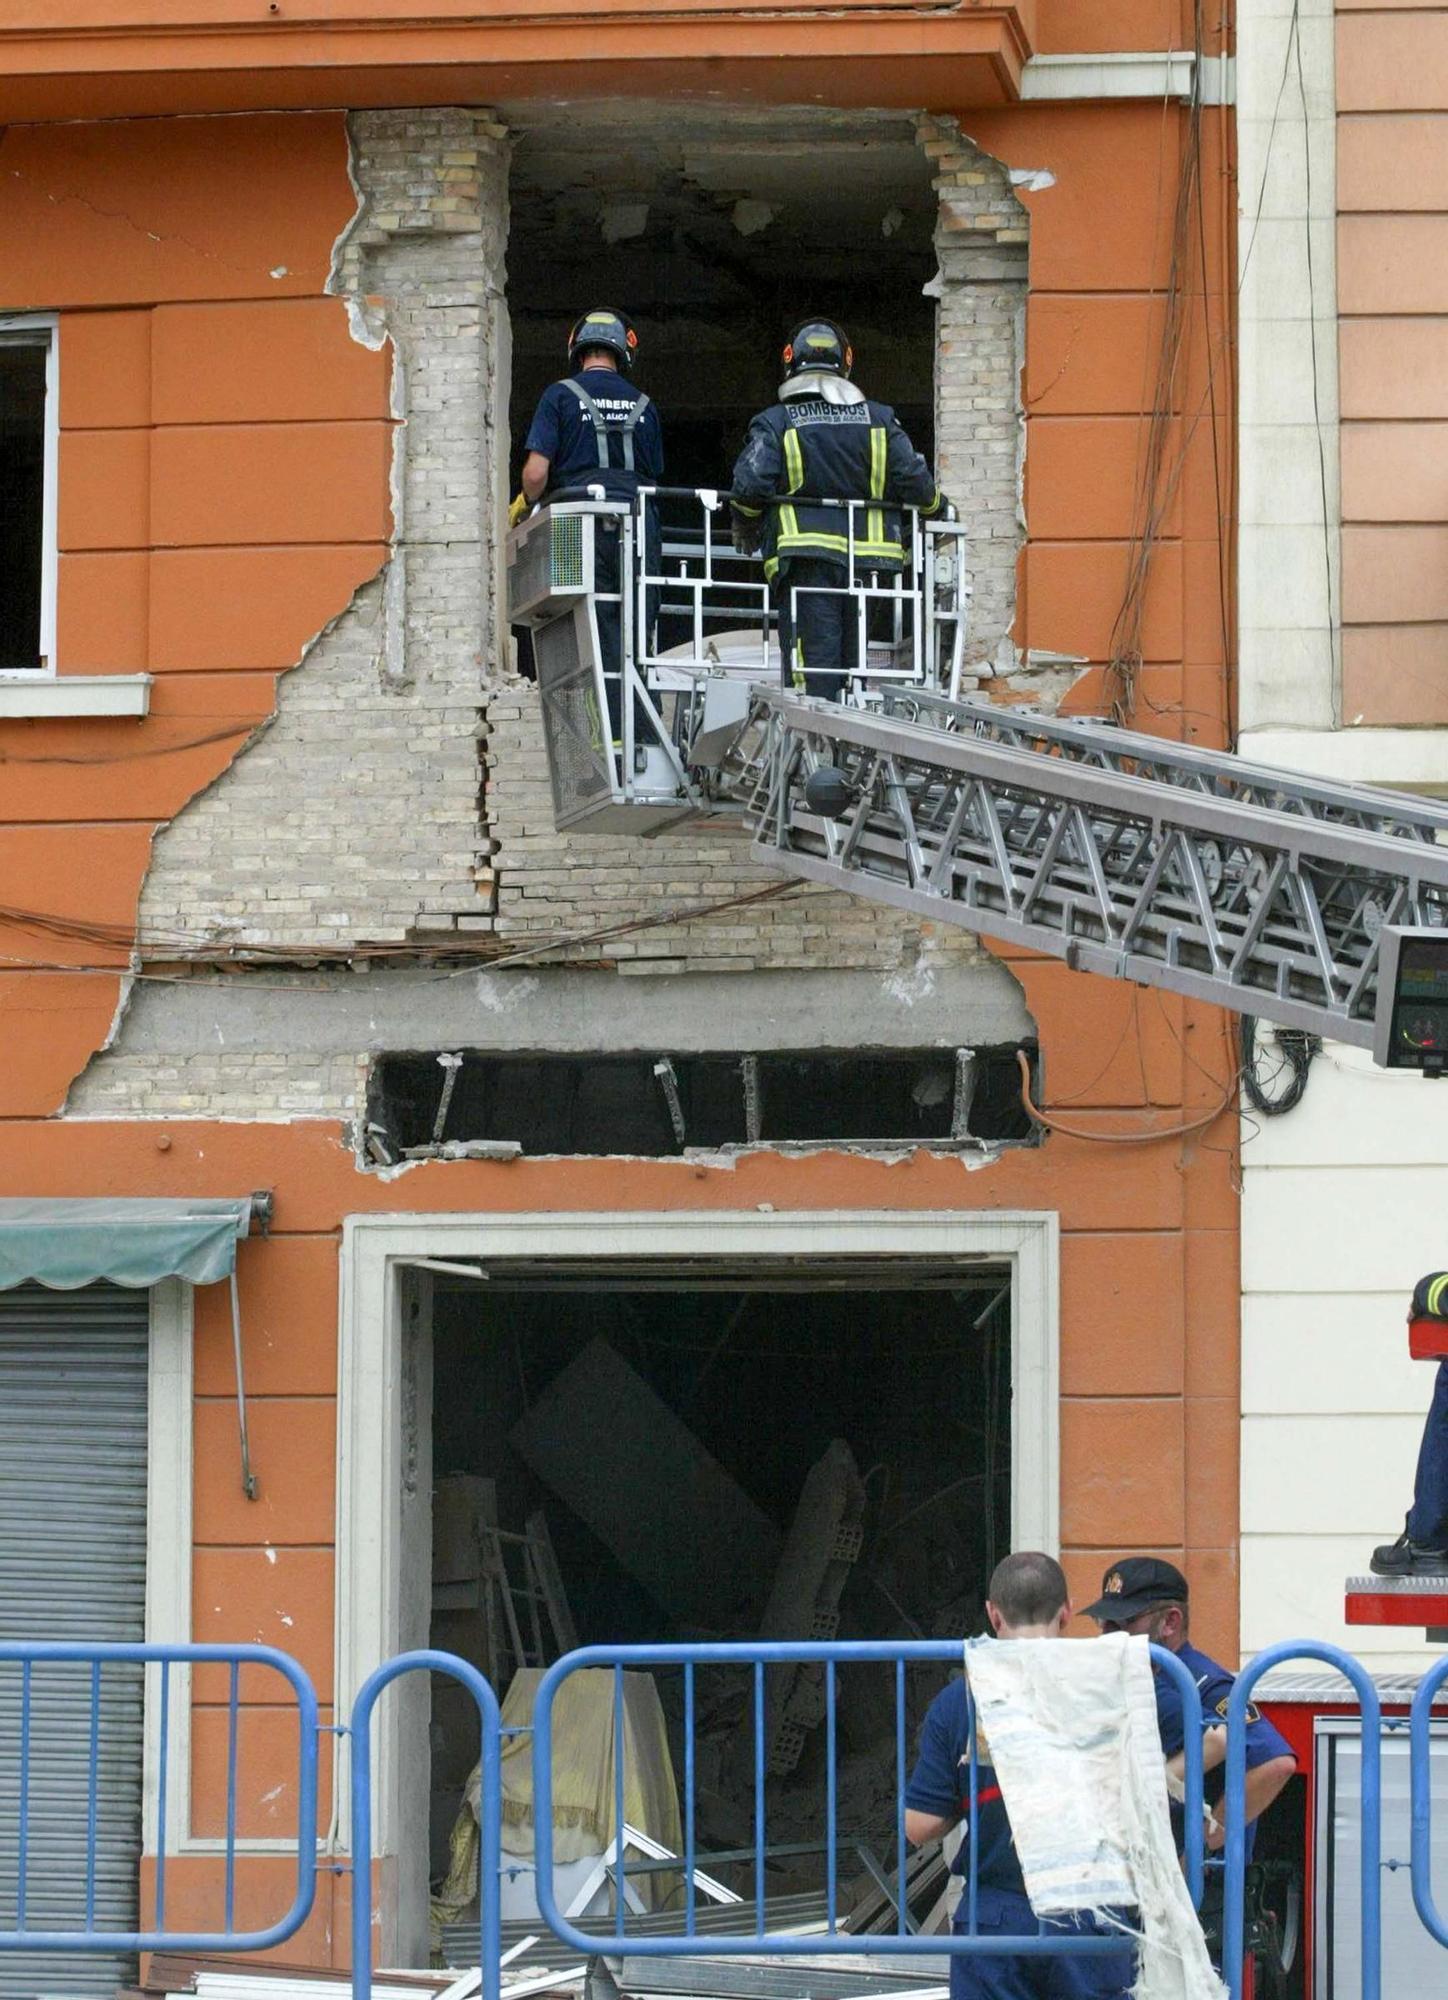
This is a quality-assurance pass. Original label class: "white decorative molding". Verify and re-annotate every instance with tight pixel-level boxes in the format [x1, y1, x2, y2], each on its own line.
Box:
[334, 1208, 1062, 1860]
[143, 1279, 194, 1855]
[1239, 726, 1448, 793]
[0, 674, 152, 717]
[1236, 0, 1340, 731]
[1021, 52, 1233, 104]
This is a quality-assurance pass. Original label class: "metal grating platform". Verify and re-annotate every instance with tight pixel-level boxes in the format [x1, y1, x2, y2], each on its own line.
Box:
[1345, 1573, 1448, 1629]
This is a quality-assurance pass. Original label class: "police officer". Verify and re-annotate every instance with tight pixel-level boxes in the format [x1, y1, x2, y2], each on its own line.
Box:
[1373, 1270, 1448, 1574]
[905, 1552, 1137, 2000]
[1082, 1558, 1295, 1963]
[517, 309, 663, 740]
[730, 318, 947, 703]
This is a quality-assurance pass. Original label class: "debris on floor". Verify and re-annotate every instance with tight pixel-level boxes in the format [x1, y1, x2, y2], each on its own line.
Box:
[754, 1439, 867, 1776]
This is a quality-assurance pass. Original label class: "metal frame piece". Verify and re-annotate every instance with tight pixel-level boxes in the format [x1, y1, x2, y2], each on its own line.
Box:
[738, 691, 1448, 1048]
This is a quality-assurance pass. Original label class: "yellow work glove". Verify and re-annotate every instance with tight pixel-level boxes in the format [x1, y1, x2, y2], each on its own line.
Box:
[508, 492, 529, 527]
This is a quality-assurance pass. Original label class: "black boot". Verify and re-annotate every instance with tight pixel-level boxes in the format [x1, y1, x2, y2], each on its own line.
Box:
[1371, 1531, 1448, 1576]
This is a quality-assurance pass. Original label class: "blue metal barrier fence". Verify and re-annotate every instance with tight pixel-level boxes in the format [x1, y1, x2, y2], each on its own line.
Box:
[0, 1634, 1416, 2000]
[0, 1641, 318, 1955]
[1222, 1641, 1383, 2000]
[530, 1642, 1206, 1969]
[351, 1651, 502, 2000]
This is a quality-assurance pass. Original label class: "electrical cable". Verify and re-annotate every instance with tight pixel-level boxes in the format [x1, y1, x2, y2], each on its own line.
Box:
[1239, 1015, 1319, 1118]
[0, 879, 822, 990]
[0, 722, 259, 766]
[1015, 1048, 1236, 1146]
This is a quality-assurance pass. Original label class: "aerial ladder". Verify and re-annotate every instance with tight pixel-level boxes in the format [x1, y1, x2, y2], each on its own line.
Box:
[506, 486, 1448, 1073]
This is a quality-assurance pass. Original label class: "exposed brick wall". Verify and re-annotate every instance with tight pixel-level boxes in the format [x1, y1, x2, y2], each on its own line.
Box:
[68, 1045, 363, 1122]
[123, 108, 1026, 978]
[919, 116, 1029, 673]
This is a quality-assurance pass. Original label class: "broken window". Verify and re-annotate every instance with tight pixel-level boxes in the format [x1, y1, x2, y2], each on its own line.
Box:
[366, 1043, 1038, 1159]
[0, 322, 56, 673]
[502, 105, 937, 529]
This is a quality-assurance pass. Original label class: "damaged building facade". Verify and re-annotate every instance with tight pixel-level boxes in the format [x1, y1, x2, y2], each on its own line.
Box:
[0, 1, 1240, 1982]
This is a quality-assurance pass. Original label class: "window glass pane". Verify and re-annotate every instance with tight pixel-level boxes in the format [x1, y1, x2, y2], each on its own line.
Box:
[0, 342, 48, 671]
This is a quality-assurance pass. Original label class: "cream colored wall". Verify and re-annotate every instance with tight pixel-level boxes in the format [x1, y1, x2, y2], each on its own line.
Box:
[1241, 1045, 1448, 1672]
[1237, 0, 1448, 1673]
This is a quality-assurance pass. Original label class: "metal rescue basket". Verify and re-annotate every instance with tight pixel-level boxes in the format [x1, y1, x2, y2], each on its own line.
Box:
[505, 485, 972, 833]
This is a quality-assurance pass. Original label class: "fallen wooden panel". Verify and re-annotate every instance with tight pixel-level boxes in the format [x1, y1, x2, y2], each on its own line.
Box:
[509, 1338, 781, 1627]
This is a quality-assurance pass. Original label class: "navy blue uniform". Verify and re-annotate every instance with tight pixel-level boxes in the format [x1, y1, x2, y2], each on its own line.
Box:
[524, 367, 663, 503]
[906, 1677, 1137, 2000]
[1152, 1641, 1292, 1865]
[524, 369, 664, 738]
[1407, 1276, 1448, 1546]
[731, 384, 942, 701]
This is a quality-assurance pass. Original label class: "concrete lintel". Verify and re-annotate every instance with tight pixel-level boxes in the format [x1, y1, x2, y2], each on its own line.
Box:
[110, 960, 1033, 1059]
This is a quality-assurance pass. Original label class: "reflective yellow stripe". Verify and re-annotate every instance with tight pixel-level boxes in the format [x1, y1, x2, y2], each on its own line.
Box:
[783, 427, 805, 494]
[774, 529, 905, 561]
[733, 501, 763, 518]
[869, 426, 887, 500]
[921, 486, 942, 517]
[867, 506, 885, 549]
[1429, 1274, 1448, 1316]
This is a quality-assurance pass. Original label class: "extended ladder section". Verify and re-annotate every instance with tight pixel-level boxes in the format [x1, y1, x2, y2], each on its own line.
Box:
[508, 491, 1448, 1058]
[726, 687, 1448, 1051]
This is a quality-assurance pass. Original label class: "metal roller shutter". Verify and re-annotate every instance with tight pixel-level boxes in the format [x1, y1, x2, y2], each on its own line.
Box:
[0, 1282, 149, 2000]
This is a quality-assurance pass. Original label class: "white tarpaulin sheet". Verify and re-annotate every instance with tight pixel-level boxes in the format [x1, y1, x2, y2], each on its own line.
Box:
[964, 1633, 1226, 2000]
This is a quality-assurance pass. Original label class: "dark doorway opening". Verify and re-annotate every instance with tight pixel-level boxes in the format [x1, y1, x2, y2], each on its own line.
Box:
[425, 1267, 1010, 1951]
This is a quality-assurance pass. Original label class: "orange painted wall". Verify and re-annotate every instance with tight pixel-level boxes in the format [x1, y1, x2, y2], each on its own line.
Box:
[0, 113, 391, 1117]
[1336, 5, 1448, 723]
[0, 84, 1236, 1967]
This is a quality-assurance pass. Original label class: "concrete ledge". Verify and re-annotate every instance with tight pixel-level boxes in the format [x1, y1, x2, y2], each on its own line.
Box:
[0, 674, 151, 718]
[1021, 52, 1233, 104]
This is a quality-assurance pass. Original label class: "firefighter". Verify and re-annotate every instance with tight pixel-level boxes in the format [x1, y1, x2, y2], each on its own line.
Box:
[904, 1552, 1138, 2000]
[515, 309, 663, 742]
[730, 318, 948, 703]
[1373, 1271, 1448, 1574]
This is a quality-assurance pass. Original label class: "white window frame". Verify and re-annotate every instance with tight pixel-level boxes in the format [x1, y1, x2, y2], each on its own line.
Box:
[333, 1207, 1061, 1863]
[0, 312, 59, 678]
[144, 1278, 298, 1860]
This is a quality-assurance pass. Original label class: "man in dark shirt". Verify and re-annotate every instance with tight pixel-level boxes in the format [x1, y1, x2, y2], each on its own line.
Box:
[519, 308, 663, 742]
[1082, 1556, 1295, 1970]
[1081, 1558, 1294, 1861]
[904, 1552, 1137, 2000]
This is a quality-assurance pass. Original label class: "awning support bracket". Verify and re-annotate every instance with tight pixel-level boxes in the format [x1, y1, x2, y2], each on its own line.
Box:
[229, 1266, 259, 1501]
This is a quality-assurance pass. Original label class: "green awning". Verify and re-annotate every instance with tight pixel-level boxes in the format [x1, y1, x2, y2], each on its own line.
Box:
[0, 1197, 253, 1291]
